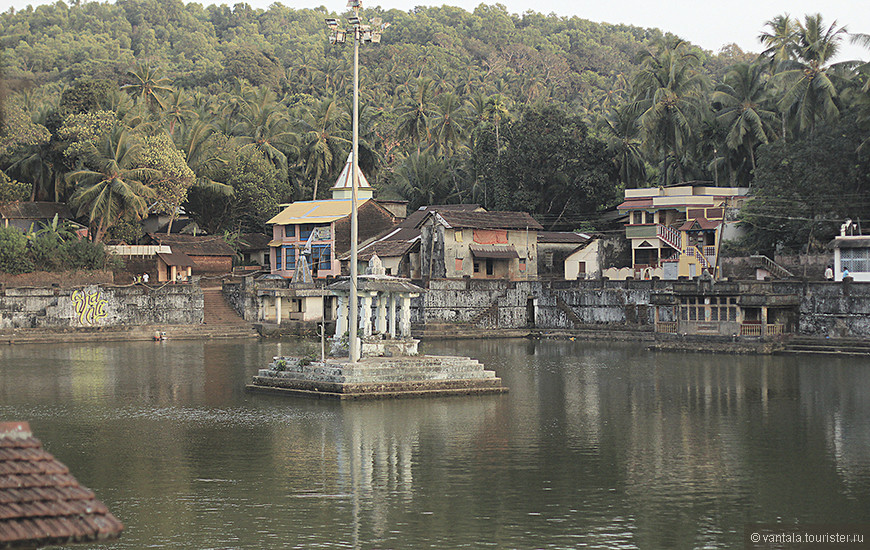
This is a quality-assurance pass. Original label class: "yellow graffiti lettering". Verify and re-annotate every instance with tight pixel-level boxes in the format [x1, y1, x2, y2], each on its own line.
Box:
[71, 289, 108, 325]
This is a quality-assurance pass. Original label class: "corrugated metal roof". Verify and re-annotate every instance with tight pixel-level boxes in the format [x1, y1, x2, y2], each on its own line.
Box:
[537, 231, 591, 244]
[0, 422, 123, 549]
[469, 244, 520, 259]
[0, 202, 74, 220]
[267, 199, 369, 225]
[147, 234, 236, 256]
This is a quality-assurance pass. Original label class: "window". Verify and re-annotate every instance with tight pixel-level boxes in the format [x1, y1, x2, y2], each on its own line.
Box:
[311, 244, 331, 271]
[486, 259, 494, 276]
[285, 247, 296, 271]
[519, 259, 526, 272]
[455, 230, 463, 242]
[545, 251, 554, 268]
[841, 248, 870, 273]
[474, 262, 480, 273]
[284, 226, 295, 239]
[300, 224, 315, 241]
[275, 247, 282, 270]
[455, 258, 463, 272]
[578, 262, 586, 274]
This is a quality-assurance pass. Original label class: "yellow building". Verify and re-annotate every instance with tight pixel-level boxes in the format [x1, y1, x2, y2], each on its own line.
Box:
[617, 184, 748, 279]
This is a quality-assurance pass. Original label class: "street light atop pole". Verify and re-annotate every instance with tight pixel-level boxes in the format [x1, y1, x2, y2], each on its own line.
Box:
[326, 1, 387, 363]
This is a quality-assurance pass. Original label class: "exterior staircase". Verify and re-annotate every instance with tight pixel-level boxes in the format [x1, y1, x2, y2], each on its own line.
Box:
[655, 224, 711, 268]
[201, 287, 259, 338]
[777, 336, 870, 356]
[749, 255, 795, 279]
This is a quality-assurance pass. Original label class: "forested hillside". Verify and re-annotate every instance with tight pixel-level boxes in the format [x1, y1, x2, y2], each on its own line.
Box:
[1, 0, 869, 254]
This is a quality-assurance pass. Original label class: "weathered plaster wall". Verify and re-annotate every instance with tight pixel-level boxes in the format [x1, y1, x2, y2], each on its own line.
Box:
[0, 283, 202, 329]
[219, 276, 870, 339]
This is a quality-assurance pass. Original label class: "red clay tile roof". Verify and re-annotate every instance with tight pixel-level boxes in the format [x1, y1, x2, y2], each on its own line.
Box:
[400, 204, 482, 229]
[0, 422, 123, 549]
[678, 217, 721, 231]
[435, 211, 543, 230]
[341, 239, 418, 261]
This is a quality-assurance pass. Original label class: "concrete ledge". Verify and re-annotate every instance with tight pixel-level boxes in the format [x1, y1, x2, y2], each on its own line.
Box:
[245, 381, 508, 400]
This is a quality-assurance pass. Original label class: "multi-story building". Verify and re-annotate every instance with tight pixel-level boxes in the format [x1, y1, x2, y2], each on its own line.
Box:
[617, 184, 748, 279]
[267, 155, 401, 280]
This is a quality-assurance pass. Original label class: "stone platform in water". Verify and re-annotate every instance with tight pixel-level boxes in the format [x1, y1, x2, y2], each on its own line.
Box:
[245, 355, 508, 400]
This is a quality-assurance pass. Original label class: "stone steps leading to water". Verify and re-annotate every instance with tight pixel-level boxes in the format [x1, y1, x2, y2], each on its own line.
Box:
[202, 288, 249, 326]
[777, 336, 870, 356]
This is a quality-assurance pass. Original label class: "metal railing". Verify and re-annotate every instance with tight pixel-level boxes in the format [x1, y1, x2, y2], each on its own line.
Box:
[656, 321, 677, 334]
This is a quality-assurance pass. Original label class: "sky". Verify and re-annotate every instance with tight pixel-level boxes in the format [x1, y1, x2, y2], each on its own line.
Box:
[1, 0, 868, 62]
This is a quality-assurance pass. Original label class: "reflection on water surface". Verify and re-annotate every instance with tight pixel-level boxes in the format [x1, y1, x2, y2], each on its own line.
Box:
[1, 338, 869, 549]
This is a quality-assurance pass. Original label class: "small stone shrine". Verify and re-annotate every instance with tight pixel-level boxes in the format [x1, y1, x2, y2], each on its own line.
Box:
[246, 256, 508, 399]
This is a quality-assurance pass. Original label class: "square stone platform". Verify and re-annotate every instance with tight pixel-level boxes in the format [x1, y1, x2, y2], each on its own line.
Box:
[245, 355, 508, 400]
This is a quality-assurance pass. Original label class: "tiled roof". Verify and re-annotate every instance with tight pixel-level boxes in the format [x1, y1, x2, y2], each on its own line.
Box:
[537, 231, 591, 244]
[678, 217, 721, 231]
[147, 234, 235, 256]
[0, 422, 123, 549]
[435, 211, 543, 230]
[340, 239, 417, 261]
[0, 202, 74, 220]
[400, 204, 482, 229]
[238, 233, 271, 252]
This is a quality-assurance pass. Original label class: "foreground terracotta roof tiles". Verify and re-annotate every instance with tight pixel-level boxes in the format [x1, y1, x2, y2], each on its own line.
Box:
[0, 422, 123, 549]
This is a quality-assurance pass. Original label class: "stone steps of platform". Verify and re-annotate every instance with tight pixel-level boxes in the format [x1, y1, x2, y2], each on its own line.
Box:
[251, 375, 506, 391]
[257, 356, 499, 384]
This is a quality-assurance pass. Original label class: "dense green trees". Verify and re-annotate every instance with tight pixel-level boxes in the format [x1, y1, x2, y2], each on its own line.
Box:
[0, 0, 868, 253]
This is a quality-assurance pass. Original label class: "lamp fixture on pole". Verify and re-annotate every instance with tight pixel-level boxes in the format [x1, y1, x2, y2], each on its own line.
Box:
[325, 0, 387, 362]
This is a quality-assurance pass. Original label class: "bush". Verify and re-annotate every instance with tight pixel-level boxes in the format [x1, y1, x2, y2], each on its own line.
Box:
[30, 233, 66, 271]
[0, 227, 34, 273]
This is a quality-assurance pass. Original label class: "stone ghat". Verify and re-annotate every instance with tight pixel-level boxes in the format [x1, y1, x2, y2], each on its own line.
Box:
[246, 355, 508, 399]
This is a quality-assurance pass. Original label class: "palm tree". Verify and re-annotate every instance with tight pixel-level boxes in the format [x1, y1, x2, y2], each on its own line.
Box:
[632, 37, 708, 185]
[66, 128, 158, 242]
[396, 77, 435, 151]
[711, 62, 778, 172]
[232, 94, 297, 177]
[430, 92, 466, 156]
[601, 103, 647, 188]
[385, 149, 451, 210]
[758, 14, 799, 69]
[775, 14, 853, 135]
[161, 89, 195, 136]
[484, 93, 511, 155]
[121, 64, 174, 112]
[296, 95, 350, 199]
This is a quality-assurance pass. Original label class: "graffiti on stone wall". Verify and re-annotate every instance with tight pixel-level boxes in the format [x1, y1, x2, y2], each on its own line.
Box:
[71, 289, 108, 325]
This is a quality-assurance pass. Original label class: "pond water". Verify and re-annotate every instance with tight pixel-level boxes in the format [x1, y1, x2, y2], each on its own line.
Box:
[1, 338, 869, 549]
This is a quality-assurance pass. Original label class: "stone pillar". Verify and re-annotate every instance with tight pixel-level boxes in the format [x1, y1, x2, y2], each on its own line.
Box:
[335, 294, 348, 337]
[400, 293, 412, 338]
[389, 293, 397, 339]
[360, 293, 373, 337]
[376, 293, 388, 334]
[275, 295, 282, 325]
[761, 306, 768, 334]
